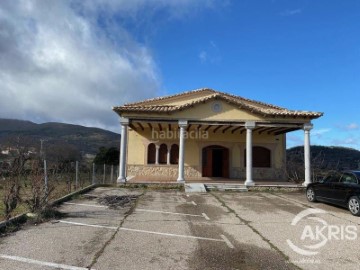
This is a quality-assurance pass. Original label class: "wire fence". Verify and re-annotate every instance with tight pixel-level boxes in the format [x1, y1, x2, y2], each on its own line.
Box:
[0, 160, 119, 221]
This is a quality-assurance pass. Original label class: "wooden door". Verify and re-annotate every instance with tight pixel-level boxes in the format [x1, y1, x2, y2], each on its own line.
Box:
[202, 148, 212, 177]
[222, 148, 229, 178]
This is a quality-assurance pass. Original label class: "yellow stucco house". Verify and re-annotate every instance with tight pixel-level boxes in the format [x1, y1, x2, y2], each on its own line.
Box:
[113, 88, 323, 186]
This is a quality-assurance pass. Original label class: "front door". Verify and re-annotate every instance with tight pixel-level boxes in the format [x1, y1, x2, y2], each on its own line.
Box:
[202, 146, 229, 177]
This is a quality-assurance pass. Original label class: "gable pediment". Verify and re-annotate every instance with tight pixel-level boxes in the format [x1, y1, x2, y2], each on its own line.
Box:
[166, 98, 263, 121]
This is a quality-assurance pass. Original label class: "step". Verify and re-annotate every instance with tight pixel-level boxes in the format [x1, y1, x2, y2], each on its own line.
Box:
[204, 184, 248, 192]
[184, 183, 207, 193]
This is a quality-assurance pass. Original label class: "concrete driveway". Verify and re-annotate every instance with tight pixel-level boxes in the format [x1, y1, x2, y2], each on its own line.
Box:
[0, 187, 359, 270]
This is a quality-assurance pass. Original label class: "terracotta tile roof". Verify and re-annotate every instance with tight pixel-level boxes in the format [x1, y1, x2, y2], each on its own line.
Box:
[113, 88, 323, 119]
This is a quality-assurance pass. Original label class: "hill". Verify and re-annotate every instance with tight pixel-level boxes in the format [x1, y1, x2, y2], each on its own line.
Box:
[0, 119, 120, 160]
[287, 145, 360, 171]
[286, 146, 360, 182]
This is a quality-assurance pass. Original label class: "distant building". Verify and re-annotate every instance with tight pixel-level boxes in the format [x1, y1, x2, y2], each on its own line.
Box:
[113, 88, 323, 185]
[1, 149, 10, 155]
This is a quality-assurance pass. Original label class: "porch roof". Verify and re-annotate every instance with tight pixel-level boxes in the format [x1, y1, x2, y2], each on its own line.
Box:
[129, 119, 305, 135]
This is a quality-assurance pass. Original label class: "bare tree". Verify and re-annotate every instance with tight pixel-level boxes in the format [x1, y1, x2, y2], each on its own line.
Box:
[2, 152, 29, 220]
[24, 159, 54, 213]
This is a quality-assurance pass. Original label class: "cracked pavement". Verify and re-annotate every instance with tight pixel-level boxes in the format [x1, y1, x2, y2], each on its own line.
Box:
[0, 187, 359, 269]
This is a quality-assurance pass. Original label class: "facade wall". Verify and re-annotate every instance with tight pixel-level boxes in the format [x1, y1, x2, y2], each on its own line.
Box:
[127, 165, 201, 178]
[126, 126, 287, 180]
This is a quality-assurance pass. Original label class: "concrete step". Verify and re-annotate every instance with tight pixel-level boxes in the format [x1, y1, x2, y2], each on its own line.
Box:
[184, 183, 207, 193]
[204, 183, 248, 192]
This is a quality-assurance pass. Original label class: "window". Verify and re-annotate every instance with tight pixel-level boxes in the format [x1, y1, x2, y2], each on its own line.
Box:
[170, 144, 179, 164]
[159, 144, 167, 164]
[244, 146, 271, 168]
[147, 143, 155, 164]
[323, 172, 341, 183]
[340, 173, 358, 184]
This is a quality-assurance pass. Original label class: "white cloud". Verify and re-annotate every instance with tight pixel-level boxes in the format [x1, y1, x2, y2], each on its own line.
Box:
[281, 9, 302, 16]
[0, 0, 221, 132]
[312, 128, 331, 139]
[332, 137, 359, 148]
[198, 41, 221, 64]
[199, 51, 208, 63]
[346, 123, 359, 130]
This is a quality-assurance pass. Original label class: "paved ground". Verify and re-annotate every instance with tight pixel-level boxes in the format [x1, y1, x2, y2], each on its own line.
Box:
[0, 187, 359, 269]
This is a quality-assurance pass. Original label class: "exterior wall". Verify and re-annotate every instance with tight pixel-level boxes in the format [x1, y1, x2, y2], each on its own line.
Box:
[126, 125, 287, 181]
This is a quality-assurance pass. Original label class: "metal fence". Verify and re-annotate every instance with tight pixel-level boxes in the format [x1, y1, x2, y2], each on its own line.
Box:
[91, 163, 119, 185]
[0, 160, 119, 221]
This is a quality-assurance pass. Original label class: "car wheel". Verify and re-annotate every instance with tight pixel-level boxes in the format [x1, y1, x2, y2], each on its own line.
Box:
[348, 196, 360, 216]
[306, 187, 317, 202]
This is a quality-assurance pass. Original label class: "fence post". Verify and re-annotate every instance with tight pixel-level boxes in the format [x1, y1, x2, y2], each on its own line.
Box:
[44, 159, 48, 202]
[92, 163, 96, 185]
[103, 164, 106, 184]
[111, 165, 114, 183]
[75, 161, 79, 189]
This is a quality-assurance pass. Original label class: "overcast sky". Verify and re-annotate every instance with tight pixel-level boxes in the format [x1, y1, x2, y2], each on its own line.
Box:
[0, 0, 189, 131]
[1, 1, 360, 149]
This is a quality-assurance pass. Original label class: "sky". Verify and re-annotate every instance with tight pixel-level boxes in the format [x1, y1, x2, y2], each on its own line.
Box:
[0, 0, 360, 149]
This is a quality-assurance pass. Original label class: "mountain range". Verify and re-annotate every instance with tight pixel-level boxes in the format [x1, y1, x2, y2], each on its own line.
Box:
[0, 119, 120, 159]
[287, 145, 360, 171]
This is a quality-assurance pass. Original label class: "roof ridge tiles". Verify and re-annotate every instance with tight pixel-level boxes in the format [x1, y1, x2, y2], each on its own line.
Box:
[123, 88, 215, 106]
[113, 88, 324, 119]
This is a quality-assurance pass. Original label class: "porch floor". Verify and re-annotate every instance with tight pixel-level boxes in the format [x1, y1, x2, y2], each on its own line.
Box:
[127, 175, 304, 187]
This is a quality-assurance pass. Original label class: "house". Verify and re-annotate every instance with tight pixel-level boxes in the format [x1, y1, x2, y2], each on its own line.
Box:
[113, 88, 323, 186]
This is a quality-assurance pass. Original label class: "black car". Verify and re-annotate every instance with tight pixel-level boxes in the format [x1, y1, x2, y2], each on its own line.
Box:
[306, 170, 360, 216]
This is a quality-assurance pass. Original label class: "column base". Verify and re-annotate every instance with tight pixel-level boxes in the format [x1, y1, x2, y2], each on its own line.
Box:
[117, 177, 127, 183]
[177, 177, 185, 183]
[302, 181, 311, 187]
[244, 180, 255, 187]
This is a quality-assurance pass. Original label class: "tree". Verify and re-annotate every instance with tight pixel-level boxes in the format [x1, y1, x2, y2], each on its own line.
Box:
[93, 147, 119, 165]
[2, 150, 29, 219]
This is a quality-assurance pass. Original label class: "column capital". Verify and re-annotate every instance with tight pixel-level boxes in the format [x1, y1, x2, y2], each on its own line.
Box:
[245, 121, 256, 129]
[155, 144, 160, 149]
[178, 120, 188, 127]
[120, 117, 129, 125]
[303, 123, 313, 131]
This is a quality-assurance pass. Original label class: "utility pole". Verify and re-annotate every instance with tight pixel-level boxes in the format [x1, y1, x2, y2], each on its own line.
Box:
[40, 139, 47, 159]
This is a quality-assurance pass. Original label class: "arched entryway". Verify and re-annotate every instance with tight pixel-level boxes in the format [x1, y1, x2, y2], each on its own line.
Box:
[202, 145, 229, 177]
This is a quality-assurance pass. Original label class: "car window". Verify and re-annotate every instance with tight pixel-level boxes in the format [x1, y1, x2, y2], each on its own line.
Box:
[323, 173, 341, 183]
[340, 173, 358, 184]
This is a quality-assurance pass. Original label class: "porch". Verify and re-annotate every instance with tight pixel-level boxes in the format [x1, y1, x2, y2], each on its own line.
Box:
[113, 88, 323, 187]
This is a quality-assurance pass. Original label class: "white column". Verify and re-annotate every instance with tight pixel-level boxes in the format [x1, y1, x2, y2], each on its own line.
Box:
[167, 146, 171, 165]
[155, 145, 160, 165]
[118, 118, 129, 183]
[244, 121, 256, 186]
[177, 120, 188, 182]
[303, 123, 313, 186]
